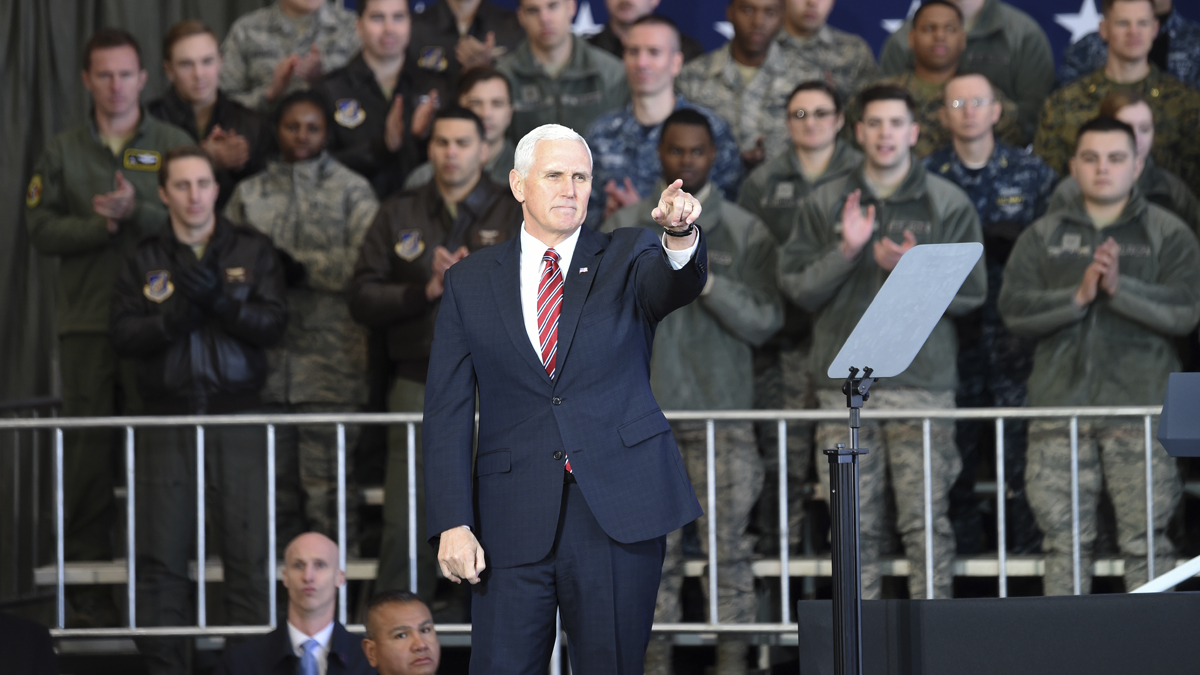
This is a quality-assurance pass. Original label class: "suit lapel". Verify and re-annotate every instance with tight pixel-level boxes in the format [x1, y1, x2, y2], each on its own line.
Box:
[491, 236, 555, 385]
[552, 226, 604, 386]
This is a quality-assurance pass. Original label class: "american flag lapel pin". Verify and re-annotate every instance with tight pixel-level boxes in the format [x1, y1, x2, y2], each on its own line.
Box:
[579, 266, 588, 274]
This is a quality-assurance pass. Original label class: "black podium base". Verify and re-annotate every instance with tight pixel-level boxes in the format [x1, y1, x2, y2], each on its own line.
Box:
[797, 593, 1200, 674]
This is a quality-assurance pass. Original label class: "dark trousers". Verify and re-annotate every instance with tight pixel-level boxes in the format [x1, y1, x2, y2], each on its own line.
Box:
[470, 483, 666, 675]
[60, 334, 139, 616]
[134, 423, 270, 675]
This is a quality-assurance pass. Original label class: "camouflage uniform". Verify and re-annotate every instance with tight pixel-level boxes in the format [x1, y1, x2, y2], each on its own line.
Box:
[775, 25, 881, 106]
[1058, 9, 1200, 90]
[778, 160, 987, 599]
[999, 189, 1200, 595]
[1033, 67, 1200, 196]
[737, 140, 861, 553]
[880, 0, 1055, 143]
[1049, 156, 1200, 237]
[403, 138, 516, 190]
[584, 94, 743, 229]
[219, 2, 361, 112]
[846, 72, 1023, 159]
[496, 35, 629, 140]
[225, 152, 378, 549]
[925, 143, 1056, 554]
[677, 41, 820, 157]
[602, 185, 782, 675]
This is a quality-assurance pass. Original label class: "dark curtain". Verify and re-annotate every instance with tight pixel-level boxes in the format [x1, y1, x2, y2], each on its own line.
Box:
[0, 0, 275, 405]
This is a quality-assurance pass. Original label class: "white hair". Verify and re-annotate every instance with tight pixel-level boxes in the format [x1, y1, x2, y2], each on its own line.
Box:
[512, 124, 593, 178]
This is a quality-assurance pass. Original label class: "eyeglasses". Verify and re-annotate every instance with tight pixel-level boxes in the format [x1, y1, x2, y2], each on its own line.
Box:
[789, 108, 837, 121]
[946, 97, 994, 110]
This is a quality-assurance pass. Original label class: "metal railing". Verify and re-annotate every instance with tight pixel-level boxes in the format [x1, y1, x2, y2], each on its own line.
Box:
[1, 397, 60, 609]
[0, 405, 1193, 661]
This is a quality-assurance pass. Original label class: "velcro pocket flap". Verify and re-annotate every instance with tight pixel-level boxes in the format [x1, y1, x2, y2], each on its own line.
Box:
[475, 450, 511, 476]
[618, 411, 670, 447]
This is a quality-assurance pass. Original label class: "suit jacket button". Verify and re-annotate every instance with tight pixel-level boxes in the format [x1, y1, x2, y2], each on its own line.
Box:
[552, 396, 562, 405]
[553, 451, 564, 460]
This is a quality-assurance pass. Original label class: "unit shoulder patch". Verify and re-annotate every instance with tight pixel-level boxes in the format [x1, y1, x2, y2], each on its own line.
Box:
[143, 270, 174, 303]
[26, 174, 43, 208]
[395, 230, 426, 262]
[334, 99, 367, 129]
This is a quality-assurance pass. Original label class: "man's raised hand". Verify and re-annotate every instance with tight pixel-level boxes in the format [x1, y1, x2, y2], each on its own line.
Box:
[839, 189, 875, 260]
[438, 526, 486, 584]
[652, 179, 701, 230]
[1094, 237, 1120, 296]
[873, 230, 916, 271]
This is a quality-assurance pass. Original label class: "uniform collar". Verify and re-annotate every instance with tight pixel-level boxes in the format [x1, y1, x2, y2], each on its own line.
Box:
[777, 24, 835, 49]
[421, 172, 504, 222]
[510, 34, 596, 78]
[784, 139, 861, 184]
[86, 106, 151, 146]
[850, 157, 929, 204]
[1058, 184, 1149, 230]
[704, 40, 785, 85]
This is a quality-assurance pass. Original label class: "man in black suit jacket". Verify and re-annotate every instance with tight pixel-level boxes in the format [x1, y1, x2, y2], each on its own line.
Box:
[0, 612, 57, 675]
[217, 532, 374, 675]
[424, 123, 707, 674]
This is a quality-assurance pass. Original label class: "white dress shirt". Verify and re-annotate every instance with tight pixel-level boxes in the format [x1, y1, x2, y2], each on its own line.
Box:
[517, 223, 699, 357]
[288, 620, 335, 675]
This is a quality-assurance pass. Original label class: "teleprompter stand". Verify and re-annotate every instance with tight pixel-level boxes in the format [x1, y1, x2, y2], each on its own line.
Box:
[819, 243, 983, 675]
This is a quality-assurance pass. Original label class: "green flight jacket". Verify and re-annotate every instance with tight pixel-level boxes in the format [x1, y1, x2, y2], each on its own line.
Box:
[26, 111, 192, 335]
[880, 0, 1054, 144]
[497, 34, 629, 140]
[998, 189, 1200, 407]
[778, 160, 987, 391]
[601, 187, 784, 410]
[1048, 156, 1200, 238]
[738, 140, 861, 346]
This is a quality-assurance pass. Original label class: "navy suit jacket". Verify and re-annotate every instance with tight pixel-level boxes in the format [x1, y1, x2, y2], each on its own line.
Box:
[215, 622, 375, 675]
[424, 224, 708, 569]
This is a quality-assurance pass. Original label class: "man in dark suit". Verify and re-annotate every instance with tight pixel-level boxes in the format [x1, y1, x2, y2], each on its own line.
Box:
[217, 532, 374, 675]
[423, 122, 708, 674]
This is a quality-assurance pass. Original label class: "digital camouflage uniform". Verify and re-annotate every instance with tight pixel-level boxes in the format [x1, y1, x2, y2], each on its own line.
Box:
[496, 34, 629, 140]
[1033, 66, 1200, 197]
[880, 0, 1054, 144]
[677, 41, 820, 157]
[778, 160, 987, 599]
[775, 25, 881, 106]
[219, 2, 361, 112]
[225, 152, 379, 551]
[403, 138, 516, 191]
[999, 190, 1200, 595]
[602, 185, 782, 675]
[584, 94, 743, 229]
[737, 140, 861, 553]
[925, 142, 1056, 554]
[846, 72, 1024, 159]
[1058, 9, 1200, 90]
[26, 111, 191, 622]
[1049, 156, 1200, 237]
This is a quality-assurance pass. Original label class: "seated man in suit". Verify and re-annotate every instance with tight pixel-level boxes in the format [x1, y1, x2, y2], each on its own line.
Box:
[217, 532, 374, 675]
[361, 590, 441, 675]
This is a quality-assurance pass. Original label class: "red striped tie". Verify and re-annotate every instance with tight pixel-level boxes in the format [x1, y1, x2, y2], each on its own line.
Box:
[537, 249, 563, 379]
[537, 249, 572, 473]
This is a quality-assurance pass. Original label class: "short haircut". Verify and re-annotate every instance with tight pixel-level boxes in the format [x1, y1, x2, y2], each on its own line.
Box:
[660, 108, 714, 145]
[1099, 90, 1152, 120]
[942, 70, 997, 100]
[159, 145, 217, 188]
[83, 28, 142, 71]
[788, 80, 843, 114]
[1101, 0, 1154, 15]
[273, 89, 334, 131]
[162, 20, 218, 63]
[1074, 116, 1137, 152]
[366, 589, 425, 638]
[858, 84, 916, 118]
[358, 0, 408, 17]
[432, 106, 486, 140]
[457, 66, 512, 102]
[628, 14, 683, 52]
[913, 0, 963, 26]
[513, 124, 592, 178]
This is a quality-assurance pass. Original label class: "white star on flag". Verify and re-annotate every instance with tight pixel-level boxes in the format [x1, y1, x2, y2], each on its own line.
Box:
[714, 21, 733, 41]
[571, 1, 604, 37]
[1055, 0, 1103, 44]
[882, 0, 921, 34]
